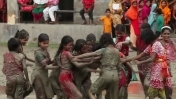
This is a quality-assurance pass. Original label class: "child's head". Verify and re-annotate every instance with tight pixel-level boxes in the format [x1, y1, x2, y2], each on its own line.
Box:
[56, 36, 74, 55]
[155, 8, 163, 15]
[132, 0, 137, 7]
[74, 39, 88, 54]
[139, 0, 144, 7]
[140, 23, 151, 32]
[99, 34, 115, 47]
[115, 24, 126, 39]
[161, 0, 167, 8]
[105, 8, 111, 17]
[38, 33, 49, 50]
[86, 33, 96, 45]
[146, 0, 151, 6]
[161, 26, 171, 41]
[92, 42, 102, 51]
[8, 38, 21, 52]
[14, 29, 29, 46]
[141, 28, 156, 44]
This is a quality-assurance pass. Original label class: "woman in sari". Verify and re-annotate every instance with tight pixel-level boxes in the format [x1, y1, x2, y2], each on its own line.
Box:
[141, 0, 151, 23]
[0, 0, 7, 22]
[159, 0, 171, 25]
[18, 0, 34, 12]
[148, 3, 157, 25]
[125, 0, 140, 47]
[32, 0, 48, 22]
[109, 0, 123, 38]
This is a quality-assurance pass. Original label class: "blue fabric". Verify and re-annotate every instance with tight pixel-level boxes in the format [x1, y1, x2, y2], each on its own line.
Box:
[148, 4, 157, 25]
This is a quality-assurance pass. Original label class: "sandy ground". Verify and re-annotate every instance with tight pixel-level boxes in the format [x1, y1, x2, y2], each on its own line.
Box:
[0, 45, 176, 99]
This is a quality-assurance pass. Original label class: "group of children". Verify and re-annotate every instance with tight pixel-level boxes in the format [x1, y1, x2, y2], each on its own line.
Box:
[2, 22, 176, 99]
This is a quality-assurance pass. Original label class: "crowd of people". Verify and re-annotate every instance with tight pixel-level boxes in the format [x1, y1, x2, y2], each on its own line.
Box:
[1, 0, 176, 99]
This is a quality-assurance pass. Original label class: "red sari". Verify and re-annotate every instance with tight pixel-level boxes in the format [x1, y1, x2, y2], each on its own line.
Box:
[125, 0, 140, 47]
[0, 0, 7, 22]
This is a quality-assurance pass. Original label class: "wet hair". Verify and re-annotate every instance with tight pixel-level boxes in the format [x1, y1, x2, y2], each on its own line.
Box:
[86, 33, 96, 42]
[155, 8, 163, 15]
[115, 24, 126, 32]
[92, 42, 102, 51]
[141, 23, 151, 29]
[74, 39, 87, 52]
[55, 35, 74, 57]
[141, 28, 156, 44]
[106, 8, 111, 12]
[14, 29, 29, 39]
[161, 26, 171, 33]
[38, 33, 49, 46]
[8, 38, 21, 52]
[99, 34, 115, 47]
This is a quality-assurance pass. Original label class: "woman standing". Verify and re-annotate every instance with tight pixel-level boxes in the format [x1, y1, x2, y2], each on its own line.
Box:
[125, 0, 140, 47]
[18, 0, 34, 12]
[109, 0, 123, 38]
[159, 0, 171, 25]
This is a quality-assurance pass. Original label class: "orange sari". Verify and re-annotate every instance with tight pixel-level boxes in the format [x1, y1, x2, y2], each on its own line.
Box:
[159, 0, 171, 25]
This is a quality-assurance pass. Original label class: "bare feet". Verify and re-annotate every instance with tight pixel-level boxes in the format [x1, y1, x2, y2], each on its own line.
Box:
[49, 21, 55, 24]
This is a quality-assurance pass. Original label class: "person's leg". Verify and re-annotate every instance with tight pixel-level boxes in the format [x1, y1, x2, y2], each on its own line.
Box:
[43, 7, 49, 23]
[14, 76, 25, 99]
[48, 6, 58, 23]
[80, 8, 87, 24]
[87, 8, 94, 24]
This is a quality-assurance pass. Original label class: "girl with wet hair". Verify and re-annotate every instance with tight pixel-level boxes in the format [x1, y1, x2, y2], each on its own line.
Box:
[31, 33, 59, 99]
[14, 29, 35, 63]
[54, 36, 93, 99]
[122, 28, 171, 99]
[75, 34, 120, 99]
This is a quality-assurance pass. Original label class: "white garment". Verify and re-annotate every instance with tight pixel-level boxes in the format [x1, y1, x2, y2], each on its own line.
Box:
[113, 36, 130, 43]
[34, 0, 48, 4]
[43, 6, 58, 21]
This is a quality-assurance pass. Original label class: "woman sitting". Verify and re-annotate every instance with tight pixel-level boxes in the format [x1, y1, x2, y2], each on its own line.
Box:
[18, 0, 34, 12]
[43, 0, 59, 24]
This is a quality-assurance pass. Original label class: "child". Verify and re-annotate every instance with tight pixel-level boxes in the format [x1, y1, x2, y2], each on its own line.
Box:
[54, 36, 93, 99]
[76, 34, 120, 99]
[160, 26, 176, 99]
[73, 39, 100, 99]
[31, 33, 58, 99]
[14, 29, 35, 63]
[113, 24, 130, 56]
[3, 38, 31, 99]
[86, 33, 96, 52]
[122, 28, 171, 99]
[99, 8, 113, 35]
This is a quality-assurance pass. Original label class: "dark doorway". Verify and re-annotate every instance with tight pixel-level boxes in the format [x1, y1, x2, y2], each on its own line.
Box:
[59, 0, 74, 22]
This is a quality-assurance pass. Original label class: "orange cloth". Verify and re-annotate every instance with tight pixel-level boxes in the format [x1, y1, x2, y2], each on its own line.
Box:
[159, 0, 171, 25]
[100, 15, 112, 34]
[125, 0, 138, 20]
[149, 46, 170, 78]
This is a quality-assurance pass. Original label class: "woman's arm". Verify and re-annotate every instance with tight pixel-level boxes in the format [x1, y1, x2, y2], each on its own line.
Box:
[76, 49, 102, 59]
[22, 59, 29, 81]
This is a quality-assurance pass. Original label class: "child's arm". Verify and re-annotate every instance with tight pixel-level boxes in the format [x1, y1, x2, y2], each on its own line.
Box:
[22, 59, 29, 81]
[134, 52, 156, 65]
[98, 17, 104, 25]
[45, 65, 59, 69]
[121, 52, 146, 63]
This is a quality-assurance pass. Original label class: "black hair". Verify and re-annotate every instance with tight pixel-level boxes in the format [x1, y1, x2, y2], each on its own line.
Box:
[99, 34, 115, 47]
[38, 33, 49, 46]
[141, 23, 151, 29]
[141, 28, 156, 44]
[155, 8, 163, 15]
[115, 24, 126, 32]
[161, 26, 172, 33]
[8, 38, 21, 52]
[86, 33, 96, 42]
[74, 39, 87, 52]
[14, 29, 29, 39]
[139, 0, 144, 4]
[161, 0, 167, 3]
[106, 8, 111, 12]
[92, 42, 102, 51]
[55, 35, 74, 58]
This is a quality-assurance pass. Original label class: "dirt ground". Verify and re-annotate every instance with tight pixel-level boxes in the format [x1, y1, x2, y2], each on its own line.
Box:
[0, 45, 176, 99]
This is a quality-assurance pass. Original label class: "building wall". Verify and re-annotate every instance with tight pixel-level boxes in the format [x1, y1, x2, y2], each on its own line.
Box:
[74, 0, 109, 23]
[0, 23, 103, 44]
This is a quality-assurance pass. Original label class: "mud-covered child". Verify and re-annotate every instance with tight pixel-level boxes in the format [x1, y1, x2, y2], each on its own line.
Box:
[2, 38, 31, 99]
